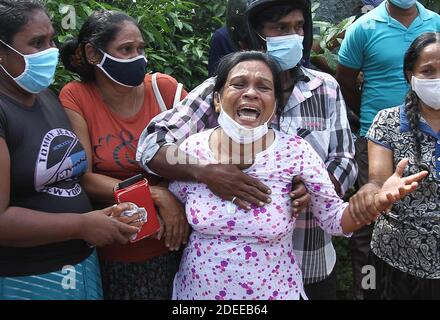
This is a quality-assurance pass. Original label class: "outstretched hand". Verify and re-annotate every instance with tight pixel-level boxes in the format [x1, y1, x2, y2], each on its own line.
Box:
[374, 158, 428, 215]
[349, 158, 428, 225]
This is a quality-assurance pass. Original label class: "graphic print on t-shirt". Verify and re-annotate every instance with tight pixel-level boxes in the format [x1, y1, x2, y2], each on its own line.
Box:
[35, 128, 87, 197]
[93, 129, 139, 173]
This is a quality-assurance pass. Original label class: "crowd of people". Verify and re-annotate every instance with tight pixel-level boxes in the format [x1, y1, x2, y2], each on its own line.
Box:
[0, 0, 439, 300]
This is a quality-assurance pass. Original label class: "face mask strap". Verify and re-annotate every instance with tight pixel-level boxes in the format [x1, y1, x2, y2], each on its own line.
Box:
[97, 48, 147, 65]
[0, 63, 17, 81]
[95, 48, 147, 88]
[0, 39, 24, 57]
[96, 48, 108, 67]
[217, 96, 231, 121]
[267, 102, 277, 126]
[256, 32, 267, 42]
[214, 91, 221, 104]
[0, 39, 28, 82]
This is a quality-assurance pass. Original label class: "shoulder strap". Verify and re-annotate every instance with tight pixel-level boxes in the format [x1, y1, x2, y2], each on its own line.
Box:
[173, 82, 184, 107]
[151, 73, 167, 112]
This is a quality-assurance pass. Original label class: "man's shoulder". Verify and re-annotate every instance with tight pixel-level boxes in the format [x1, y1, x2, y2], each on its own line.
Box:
[425, 8, 440, 24]
[194, 77, 216, 91]
[345, 9, 382, 37]
[301, 67, 339, 89]
[213, 26, 229, 39]
[418, 2, 440, 22]
[303, 68, 337, 82]
[172, 77, 215, 111]
[186, 77, 216, 101]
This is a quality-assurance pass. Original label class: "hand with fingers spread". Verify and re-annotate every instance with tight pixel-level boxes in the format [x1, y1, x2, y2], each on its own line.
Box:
[153, 186, 190, 251]
[289, 176, 311, 218]
[199, 163, 272, 210]
[375, 158, 428, 212]
[349, 158, 428, 225]
[80, 203, 140, 247]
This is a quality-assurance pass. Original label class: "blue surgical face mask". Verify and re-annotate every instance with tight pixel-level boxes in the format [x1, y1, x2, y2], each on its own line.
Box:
[259, 33, 304, 71]
[97, 50, 148, 87]
[0, 40, 59, 94]
[389, 0, 416, 9]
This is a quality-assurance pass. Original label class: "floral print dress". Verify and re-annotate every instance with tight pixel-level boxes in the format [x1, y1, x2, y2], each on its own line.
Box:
[169, 129, 349, 300]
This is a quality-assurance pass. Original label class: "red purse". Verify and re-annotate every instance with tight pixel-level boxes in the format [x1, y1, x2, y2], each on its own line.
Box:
[114, 174, 160, 242]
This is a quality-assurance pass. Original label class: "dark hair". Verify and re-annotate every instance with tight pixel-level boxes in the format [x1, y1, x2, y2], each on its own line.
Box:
[60, 10, 140, 82]
[211, 51, 283, 119]
[249, 1, 311, 57]
[403, 32, 440, 168]
[250, 2, 304, 36]
[0, 0, 47, 45]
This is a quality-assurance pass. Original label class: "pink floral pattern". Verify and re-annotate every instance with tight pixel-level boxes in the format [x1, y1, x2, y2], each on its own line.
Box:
[169, 129, 349, 300]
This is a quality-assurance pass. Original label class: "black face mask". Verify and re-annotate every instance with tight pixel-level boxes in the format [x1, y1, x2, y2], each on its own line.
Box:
[97, 50, 148, 87]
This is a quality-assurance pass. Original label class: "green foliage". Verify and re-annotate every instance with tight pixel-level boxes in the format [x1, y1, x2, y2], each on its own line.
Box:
[44, 0, 116, 91]
[311, 2, 356, 73]
[420, 0, 440, 13]
[41, 0, 437, 301]
[44, 0, 227, 92]
[309, 0, 440, 74]
[312, 16, 355, 71]
[334, 236, 353, 299]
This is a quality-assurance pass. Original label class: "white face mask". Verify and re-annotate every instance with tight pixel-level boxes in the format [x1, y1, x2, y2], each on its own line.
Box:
[411, 76, 440, 110]
[216, 94, 274, 144]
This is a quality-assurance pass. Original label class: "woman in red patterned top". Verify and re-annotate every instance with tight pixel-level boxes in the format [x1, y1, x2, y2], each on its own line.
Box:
[59, 10, 189, 300]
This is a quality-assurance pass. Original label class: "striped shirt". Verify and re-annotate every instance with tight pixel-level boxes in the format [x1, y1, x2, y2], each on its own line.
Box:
[136, 67, 357, 284]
